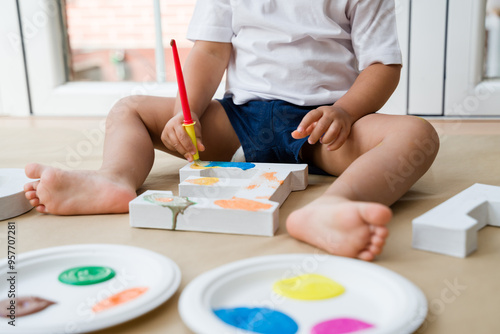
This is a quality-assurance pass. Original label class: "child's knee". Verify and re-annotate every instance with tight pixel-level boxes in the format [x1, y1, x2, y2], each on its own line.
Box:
[412, 117, 439, 149]
[109, 96, 146, 119]
[405, 116, 440, 162]
[111, 96, 144, 114]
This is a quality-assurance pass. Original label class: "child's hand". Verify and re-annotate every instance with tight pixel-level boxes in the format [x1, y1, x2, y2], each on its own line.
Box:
[292, 105, 354, 151]
[161, 112, 205, 162]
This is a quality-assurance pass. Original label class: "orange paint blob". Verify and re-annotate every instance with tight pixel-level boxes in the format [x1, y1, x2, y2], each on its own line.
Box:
[156, 197, 174, 203]
[262, 172, 279, 182]
[92, 287, 149, 313]
[214, 197, 273, 212]
[247, 172, 284, 190]
[186, 177, 220, 186]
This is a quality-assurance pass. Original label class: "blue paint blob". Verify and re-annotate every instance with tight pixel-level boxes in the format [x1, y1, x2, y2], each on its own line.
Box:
[206, 162, 256, 170]
[214, 307, 298, 334]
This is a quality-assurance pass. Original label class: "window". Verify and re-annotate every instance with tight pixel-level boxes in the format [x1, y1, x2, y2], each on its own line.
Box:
[2, 0, 409, 116]
[66, 0, 193, 83]
[9, 0, 206, 116]
[409, 0, 500, 116]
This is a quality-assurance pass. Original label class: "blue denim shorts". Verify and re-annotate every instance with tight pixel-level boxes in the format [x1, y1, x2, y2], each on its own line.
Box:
[218, 97, 330, 170]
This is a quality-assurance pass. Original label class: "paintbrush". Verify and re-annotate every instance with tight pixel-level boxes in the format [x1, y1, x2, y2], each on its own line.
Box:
[170, 39, 206, 166]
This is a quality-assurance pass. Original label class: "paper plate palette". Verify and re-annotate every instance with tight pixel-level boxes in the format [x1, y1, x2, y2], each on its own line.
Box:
[179, 254, 427, 334]
[0, 168, 33, 221]
[0, 244, 181, 333]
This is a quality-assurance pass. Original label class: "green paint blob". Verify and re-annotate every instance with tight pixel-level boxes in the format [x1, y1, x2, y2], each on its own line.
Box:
[143, 193, 196, 230]
[58, 266, 116, 286]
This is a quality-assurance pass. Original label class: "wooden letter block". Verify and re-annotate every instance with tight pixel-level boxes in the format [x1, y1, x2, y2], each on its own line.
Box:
[130, 162, 308, 236]
[412, 183, 500, 257]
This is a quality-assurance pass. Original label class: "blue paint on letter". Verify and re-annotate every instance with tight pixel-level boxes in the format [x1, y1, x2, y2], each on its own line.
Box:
[214, 307, 298, 334]
[206, 162, 256, 170]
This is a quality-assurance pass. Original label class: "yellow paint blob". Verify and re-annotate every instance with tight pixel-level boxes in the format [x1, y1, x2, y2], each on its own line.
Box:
[186, 177, 220, 186]
[190, 163, 218, 170]
[273, 274, 345, 300]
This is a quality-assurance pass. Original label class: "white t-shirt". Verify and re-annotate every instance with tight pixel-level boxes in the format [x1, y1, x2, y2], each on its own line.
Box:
[187, 0, 402, 106]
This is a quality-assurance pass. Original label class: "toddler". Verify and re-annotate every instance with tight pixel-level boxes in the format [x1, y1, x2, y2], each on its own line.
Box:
[24, 0, 439, 261]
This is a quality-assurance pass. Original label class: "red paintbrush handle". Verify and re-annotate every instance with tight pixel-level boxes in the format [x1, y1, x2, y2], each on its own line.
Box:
[170, 39, 193, 125]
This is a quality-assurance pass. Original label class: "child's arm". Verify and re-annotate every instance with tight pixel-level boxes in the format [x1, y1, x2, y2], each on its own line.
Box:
[161, 41, 232, 161]
[292, 63, 401, 151]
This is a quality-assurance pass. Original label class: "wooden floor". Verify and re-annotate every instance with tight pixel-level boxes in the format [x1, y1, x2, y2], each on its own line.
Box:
[1, 116, 500, 333]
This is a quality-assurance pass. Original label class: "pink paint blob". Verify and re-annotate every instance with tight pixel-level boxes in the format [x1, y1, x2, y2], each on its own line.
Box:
[311, 318, 374, 334]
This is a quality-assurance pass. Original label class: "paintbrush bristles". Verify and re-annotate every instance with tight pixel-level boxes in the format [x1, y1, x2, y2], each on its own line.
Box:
[193, 160, 209, 167]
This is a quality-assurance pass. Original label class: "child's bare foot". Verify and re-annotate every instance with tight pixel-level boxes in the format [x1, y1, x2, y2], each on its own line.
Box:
[24, 163, 136, 215]
[286, 196, 391, 261]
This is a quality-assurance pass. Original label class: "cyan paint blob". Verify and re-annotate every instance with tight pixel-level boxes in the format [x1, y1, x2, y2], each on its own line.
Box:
[214, 307, 298, 334]
[206, 162, 256, 170]
[311, 318, 374, 334]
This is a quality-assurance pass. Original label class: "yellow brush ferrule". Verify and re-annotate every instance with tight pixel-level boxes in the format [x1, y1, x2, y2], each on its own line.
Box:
[182, 122, 199, 160]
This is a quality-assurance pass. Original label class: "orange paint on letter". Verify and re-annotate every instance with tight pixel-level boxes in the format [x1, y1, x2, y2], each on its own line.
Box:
[262, 172, 279, 182]
[92, 287, 149, 313]
[156, 197, 174, 203]
[214, 197, 273, 212]
[262, 172, 284, 185]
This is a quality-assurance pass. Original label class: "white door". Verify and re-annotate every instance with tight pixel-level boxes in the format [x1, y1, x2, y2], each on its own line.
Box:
[0, 0, 31, 116]
[409, 0, 500, 116]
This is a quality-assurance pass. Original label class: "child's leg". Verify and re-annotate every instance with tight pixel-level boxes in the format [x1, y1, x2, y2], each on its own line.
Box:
[287, 114, 439, 260]
[24, 96, 240, 215]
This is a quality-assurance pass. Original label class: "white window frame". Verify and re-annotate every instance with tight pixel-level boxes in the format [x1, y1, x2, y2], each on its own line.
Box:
[0, 0, 31, 116]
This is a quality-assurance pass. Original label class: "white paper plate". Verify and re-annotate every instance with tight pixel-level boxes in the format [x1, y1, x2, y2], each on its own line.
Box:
[0, 168, 33, 221]
[179, 254, 427, 334]
[0, 244, 181, 333]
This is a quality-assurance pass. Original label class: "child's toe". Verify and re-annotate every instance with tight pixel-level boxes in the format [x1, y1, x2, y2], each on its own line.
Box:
[25, 190, 37, 200]
[358, 250, 375, 261]
[35, 204, 48, 213]
[24, 181, 38, 192]
[25, 163, 44, 178]
[29, 198, 40, 207]
[371, 235, 386, 247]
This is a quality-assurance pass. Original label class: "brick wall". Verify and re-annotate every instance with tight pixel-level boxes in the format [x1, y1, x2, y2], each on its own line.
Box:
[65, 0, 196, 82]
[66, 0, 196, 49]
